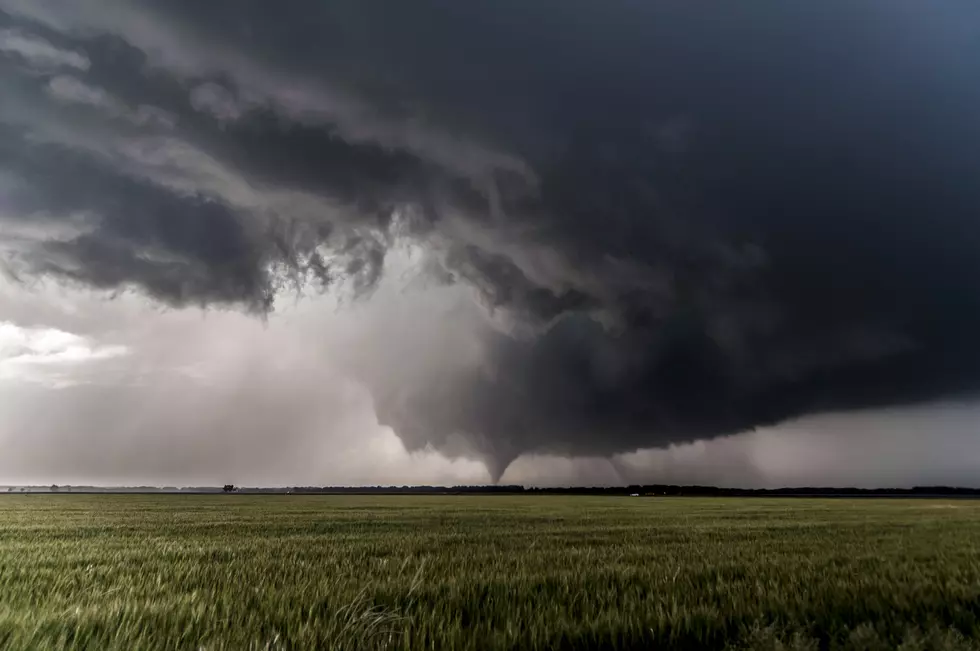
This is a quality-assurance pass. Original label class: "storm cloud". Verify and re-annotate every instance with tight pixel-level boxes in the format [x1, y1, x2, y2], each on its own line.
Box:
[2, 1, 979, 481]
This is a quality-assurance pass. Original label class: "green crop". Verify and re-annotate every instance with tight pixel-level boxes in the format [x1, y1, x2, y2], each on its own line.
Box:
[1, 495, 978, 650]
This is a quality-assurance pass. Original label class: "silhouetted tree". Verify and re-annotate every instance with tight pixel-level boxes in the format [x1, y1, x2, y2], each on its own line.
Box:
[222, 484, 236, 493]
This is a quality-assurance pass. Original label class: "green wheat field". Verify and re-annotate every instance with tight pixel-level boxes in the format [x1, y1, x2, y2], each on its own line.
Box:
[1, 495, 979, 650]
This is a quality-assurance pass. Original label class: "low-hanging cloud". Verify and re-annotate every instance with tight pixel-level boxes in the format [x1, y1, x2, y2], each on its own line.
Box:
[2, 0, 980, 480]
[0, 26, 88, 71]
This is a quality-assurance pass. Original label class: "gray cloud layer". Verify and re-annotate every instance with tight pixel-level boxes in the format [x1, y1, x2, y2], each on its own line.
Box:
[2, 1, 979, 481]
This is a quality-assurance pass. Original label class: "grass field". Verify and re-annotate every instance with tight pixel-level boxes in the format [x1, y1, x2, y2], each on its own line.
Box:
[1, 496, 979, 650]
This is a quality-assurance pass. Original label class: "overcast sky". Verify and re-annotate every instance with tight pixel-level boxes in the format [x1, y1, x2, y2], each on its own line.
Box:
[3, 270, 978, 489]
[1, 1, 979, 487]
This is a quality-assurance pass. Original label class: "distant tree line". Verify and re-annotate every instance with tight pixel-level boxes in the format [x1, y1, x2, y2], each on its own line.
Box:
[4, 484, 980, 497]
[232, 484, 980, 497]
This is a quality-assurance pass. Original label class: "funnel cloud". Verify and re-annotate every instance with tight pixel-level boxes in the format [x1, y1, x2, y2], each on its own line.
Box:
[2, 1, 980, 482]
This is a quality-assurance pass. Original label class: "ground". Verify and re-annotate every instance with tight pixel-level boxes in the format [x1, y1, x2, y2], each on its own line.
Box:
[1, 495, 979, 650]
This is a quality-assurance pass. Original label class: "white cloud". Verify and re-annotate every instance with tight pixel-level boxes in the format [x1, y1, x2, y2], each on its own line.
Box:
[0, 212, 99, 255]
[0, 28, 89, 70]
[46, 76, 176, 128]
[46, 75, 114, 109]
[0, 321, 127, 387]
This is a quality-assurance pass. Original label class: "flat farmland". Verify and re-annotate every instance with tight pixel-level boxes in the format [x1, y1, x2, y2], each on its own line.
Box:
[1, 495, 979, 650]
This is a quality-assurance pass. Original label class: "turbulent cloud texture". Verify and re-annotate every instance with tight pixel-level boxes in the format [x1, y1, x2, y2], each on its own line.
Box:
[2, 1, 979, 480]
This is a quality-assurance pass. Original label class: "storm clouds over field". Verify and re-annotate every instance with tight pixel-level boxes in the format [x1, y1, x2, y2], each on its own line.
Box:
[2, 1, 980, 485]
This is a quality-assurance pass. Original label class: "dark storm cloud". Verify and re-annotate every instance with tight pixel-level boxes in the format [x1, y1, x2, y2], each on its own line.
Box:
[2, 0, 980, 479]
